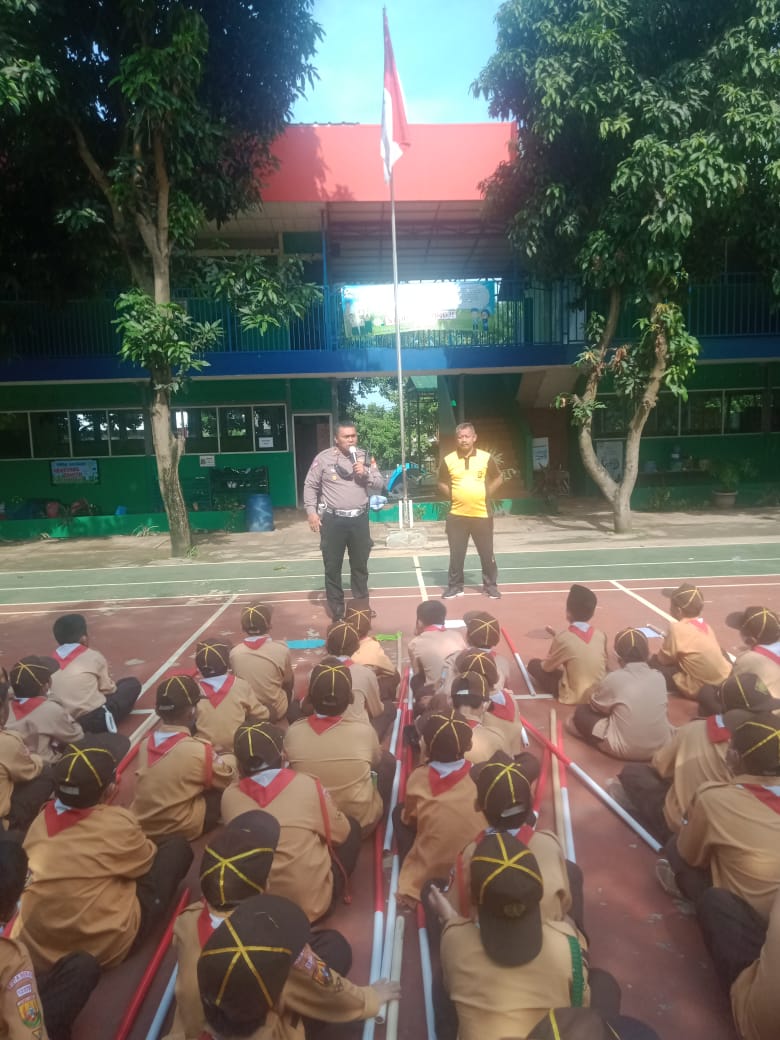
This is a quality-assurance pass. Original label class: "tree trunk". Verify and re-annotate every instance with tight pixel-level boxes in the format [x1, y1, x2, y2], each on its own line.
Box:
[149, 376, 191, 557]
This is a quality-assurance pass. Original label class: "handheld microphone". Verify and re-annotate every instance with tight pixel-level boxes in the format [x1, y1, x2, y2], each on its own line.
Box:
[349, 446, 358, 464]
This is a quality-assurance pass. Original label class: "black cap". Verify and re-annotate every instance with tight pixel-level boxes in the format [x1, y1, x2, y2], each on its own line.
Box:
[472, 751, 533, 824]
[54, 742, 118, 807]
[529, 1008, 621, 1040]
[241, 603, 273, 635]
[454, 648, 499, 686]
[465, 611, 500, 649]
[732, 714, 780, 775]
[10, 656, 58, 698]
[566, 584, 597, 622]
[613, 627, 649, 663]
[156, 673, 202, 714]
[420, 709, 473, 763]
[719, 673, 780, 713]
[196, 640, 231, 678]
[325, 621, 360, 657]
[307, 659, 353, 716]
[725, 606, 780, 645]
[200, 812, 280, 910]
[344, 601, 373, 637]
[470, 832, 543, 967]
[234, 722, 285, 773]
[661, 583, 704, 616]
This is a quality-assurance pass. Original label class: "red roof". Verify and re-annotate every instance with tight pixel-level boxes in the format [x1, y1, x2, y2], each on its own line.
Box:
[261, 122, 516, 204]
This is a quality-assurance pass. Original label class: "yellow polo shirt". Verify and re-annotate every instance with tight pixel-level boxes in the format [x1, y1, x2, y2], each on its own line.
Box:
[440, 449, 498, 518]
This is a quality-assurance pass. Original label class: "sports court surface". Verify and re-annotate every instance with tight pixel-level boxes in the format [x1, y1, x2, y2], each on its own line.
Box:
[3, 538, 780, 1039]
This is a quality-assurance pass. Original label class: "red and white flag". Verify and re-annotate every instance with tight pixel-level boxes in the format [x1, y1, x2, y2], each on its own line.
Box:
[380, 8, 410, 182]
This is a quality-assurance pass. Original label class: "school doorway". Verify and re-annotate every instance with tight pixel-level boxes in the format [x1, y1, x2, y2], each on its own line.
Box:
[293, 413, 332, 506]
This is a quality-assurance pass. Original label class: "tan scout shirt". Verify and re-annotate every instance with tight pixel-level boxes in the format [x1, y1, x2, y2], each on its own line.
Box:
[130, 724, 235, 840]
[195, 674, 269, 753]
[677, 775, 780, 918]
[343, 661, 383, 721]
[656, 617, 731, 697]
[397, 762, 486, 903]
[353, 636, 396, 677]
[15, 802, 156, 968]
[542, 626, 608, 705]
[732, 644, 780, 700]
[408, 627, 467, 691]
[8, 700, 83, 763]
[448, 829, 572, 926]
[0, 936, 48, 1040]
[0, 730, 44, 825]
[483, 690, 526, 756]
[652, 717, 732, 832]
[440, 916, 590, 1040]
[229, 637, 293, 722]
[221, 769, 350, 922]
[284, 716, 382, 834]
[464, 719, 506, 764]
[49, 645, 116, 717]
[730, 887, 780, 1040]
[170, 901, 382, 1040]
[588, 661, 674, 761]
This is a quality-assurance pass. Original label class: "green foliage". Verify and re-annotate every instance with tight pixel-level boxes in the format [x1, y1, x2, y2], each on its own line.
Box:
[0, 0, 56, 115]
[204, 256, 322, 334]
[614, 304, 700, 402]
[706, 459, 756, 492]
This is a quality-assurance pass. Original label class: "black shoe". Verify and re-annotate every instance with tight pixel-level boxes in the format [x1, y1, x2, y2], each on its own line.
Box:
[329, 607, 345, 622]
[442, 587, 464, 599]
[484, 587, 502, 600]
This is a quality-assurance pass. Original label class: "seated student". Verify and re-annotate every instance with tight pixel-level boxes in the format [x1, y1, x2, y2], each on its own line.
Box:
[194, 639, 268, 753]
[323, 621, 393, 739]
[447, 751, 581, 931]
[615, 673, 776, 843]
[649, 583, 731, 699]
[0, 842, 100, 1040]
[529, 1007, 661, 1040]
[228, 602, 294, 723]
[451, 647, 529, 758]
[569, 628, 674, 761]
[189, 895, 400, 1040]
[657, 713, 780, 917]
[6, 656, 84, 762]
[726, 605, 780, 700]
[697, 886, 779, 1040]
[430, 833, 615, 1040]
[463, 610, 512, 690]
[284, 660, 394, 837]
[0, 677, 53, 836]
[131, 674, 235, 840]
[345, 600, 401, 701]
[395, 710, 486, 907]
[408, 600, 467, 711]
[48, 613, 141, 732]
[13, 742, 193, 969]
[221, 721, 360, 922]
[527, 585, 608, 704]
[449, 672, 506, 764]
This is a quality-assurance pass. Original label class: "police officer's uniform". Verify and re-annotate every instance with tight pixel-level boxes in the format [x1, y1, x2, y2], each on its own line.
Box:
[303, 447, 384, 619]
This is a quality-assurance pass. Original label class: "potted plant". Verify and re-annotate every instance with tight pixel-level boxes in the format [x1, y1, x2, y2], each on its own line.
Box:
[707, 459, 755, 508]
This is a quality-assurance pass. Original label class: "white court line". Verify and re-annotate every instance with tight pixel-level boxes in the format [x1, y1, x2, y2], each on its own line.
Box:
[412, 555, 428, 600]
[608, 580, 675, 624]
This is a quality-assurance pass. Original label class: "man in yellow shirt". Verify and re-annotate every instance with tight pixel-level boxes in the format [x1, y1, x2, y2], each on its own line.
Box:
[437, 423, 503, 600]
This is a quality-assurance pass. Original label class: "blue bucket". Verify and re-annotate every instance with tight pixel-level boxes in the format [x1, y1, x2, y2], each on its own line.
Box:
[246, 493, 274, 532]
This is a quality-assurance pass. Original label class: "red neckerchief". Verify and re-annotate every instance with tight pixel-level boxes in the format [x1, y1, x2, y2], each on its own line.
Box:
[10, 698, 46, 719]
[466, 719, 479, 730]
[489, 690, 516, 722]
[568, 625, 594, 644]
[202, 674, 235, 709]
[43, 802, 94, 837]
[243, 636, 269, 650]
[146, 731, 190, 767]
[428, 760, 471, 796]
[422, 625, 446, 632]
[742, 784, 780, 815]
[705, 715, 731, 744]
[55, 644, 88, 668]
[753, 646, 780, 666]
[197, 903, 218, 947]
[307, 715, 343, 735]
[238, 770, 296, 807]
[683, 618, 710, 634]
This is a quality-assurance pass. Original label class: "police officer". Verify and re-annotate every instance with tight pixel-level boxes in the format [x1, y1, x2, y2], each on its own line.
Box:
[303, 421, 384, 621]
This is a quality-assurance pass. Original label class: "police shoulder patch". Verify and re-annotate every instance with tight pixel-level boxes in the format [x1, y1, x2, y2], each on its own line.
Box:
[16, 990, 42, 1029]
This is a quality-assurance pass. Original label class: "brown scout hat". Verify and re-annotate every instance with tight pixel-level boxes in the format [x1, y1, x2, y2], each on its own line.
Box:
[472, 751, 533, 822]
[54, 742, 118, 808]
[454, 647, 499, 686]
[465, 611, 501, 649]
[10, 656, 58, 698]
[198, 894, 309, 1037]
[662, 583, 704, 616]
[725, 606, 780, 645]
[200, 811, 280, 910]
[451, 670, 492, 706]
[325, 621, 361, 657]
[613, 627, 649, 663]
[529, 1008, 623, 1039]
[420, 709, 473, 763]
[156, 673, 202, 715]
[732, 714, 780, 775]
[307, 659, 353, 716]
[719, 672, 780, 713]
[241, 602, 273, 635]
[196, 640, 231, 678]
[344, 601, 374, 637]
[234, 722, 285, 773]
[470, 831, 544, 967]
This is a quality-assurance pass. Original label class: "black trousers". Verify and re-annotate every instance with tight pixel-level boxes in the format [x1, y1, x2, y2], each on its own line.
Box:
[618, 763, 673, 844]
[320, 512, 371, 616]
[7, 770, 54, 834]
[445, 513, 498, 590]
[696, 887, 767, 994]
[133, 835, 194, 949]
[664, 835, 712, 903]
[526, 658, 563, 696]
[572, 703, 604, 745]
[38, 951, 101, 1040]
[79, 677, 142, 732]
[327, 816, 362, 916]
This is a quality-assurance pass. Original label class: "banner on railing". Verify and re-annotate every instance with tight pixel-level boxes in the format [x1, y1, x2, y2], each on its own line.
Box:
[341, 280, 496, 338]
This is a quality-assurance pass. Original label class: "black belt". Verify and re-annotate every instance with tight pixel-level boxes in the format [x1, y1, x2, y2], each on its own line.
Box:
[324, 507, 367, 518]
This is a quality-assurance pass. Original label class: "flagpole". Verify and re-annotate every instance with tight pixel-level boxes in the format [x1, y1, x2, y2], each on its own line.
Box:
[390, 171, 408, 526]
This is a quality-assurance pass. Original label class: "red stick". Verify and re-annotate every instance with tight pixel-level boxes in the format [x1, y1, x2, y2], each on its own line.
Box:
[115, 741, 140, 784]
[114, 888, 190, 1040]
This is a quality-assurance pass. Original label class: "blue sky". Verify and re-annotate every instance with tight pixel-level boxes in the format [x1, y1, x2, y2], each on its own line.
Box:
[292, 0, 505, 124]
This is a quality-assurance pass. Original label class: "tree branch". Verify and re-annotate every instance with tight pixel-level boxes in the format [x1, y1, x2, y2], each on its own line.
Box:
[153, 128, 170, 260]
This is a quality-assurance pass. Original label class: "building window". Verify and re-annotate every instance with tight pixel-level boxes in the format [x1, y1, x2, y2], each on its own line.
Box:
[219, 407, 253, 452]
[253, 405, 287, 451]
[70, 411, 110, 456]
[725, 391, 763, 434]
[109, 410, 147, 455]
[174, 408, 218, 453]
[0, 413, 30, 458]
[593, 397, 628, 436]
[30, 411, 70, 458]
[682, 391, 724, 435]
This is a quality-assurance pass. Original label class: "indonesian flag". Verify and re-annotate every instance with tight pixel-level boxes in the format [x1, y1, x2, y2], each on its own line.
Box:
[380, 8, 410, 182]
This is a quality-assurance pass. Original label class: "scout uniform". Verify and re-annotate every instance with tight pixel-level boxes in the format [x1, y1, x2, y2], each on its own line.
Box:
[408, 624, 467, 696]
[221, 722, 353, 922]
[535, 622, 608, 705]
[131, 675, 235, 840]
[6, 656, 84, 763]
[0, 729, 47, 833]
[397, 710, 486, 904]
[585, 660, 673, 761]
[284, 661, 383, 835]
[727, 607, 780, 700]
[194, 640, 269, 753]
[464, 610, 512, 689]
[448, 671, 510, 763]
[653, 584, 731, 697]
[229, 603, 293, 722]
[730, 888, 780, 1040]
[322, 621, 384, 723]
[345, 601, 401, 700]
[439, 440, 501, 596]
[439, 834, 591, 1040]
